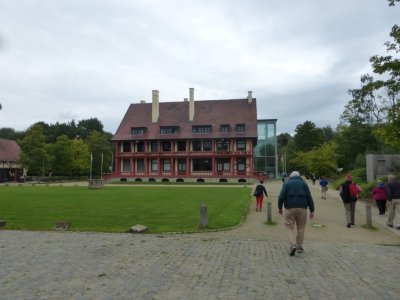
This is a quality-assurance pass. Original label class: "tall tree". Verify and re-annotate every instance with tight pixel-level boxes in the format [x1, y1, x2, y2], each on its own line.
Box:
[277, 133, 292, 149]
[85, 131, 112, 177]
[334, 122, 380, 169]
[49, 135, 74, 176]
[0, 127, 25, 140]
[71, 139, 90, 176]
[293, 121, 324, 152]
[321, 125, 335, 142]
[18, 124, 50, 176]
[290, 142, 337, 177]
[77, 118, 104, 139]
[343, 24, 400, 148]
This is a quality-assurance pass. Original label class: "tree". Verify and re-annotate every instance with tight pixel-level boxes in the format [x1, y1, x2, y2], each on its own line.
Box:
[277, 133, 292, 149]
[321, 125, 335, 142]
[77, 118, 104, 139]
[18, 124, 50, 176]
[0, 127, 25, 140]
[293, 121, 324, 152]
[388, 0, 399, 6]
[49, 135, 74, 176]
[290, 142, 338, 177]
[343, 24, 400, 148]
[71, 139, 90, 176]
[334, 122, 380, 170]
[85, 131, 112, 177]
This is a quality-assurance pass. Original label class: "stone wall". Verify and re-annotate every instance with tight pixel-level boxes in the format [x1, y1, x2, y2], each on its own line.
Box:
[366, 154, 400, 182]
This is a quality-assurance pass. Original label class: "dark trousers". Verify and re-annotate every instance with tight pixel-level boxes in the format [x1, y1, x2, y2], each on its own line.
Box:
[376, 200, 387, 215]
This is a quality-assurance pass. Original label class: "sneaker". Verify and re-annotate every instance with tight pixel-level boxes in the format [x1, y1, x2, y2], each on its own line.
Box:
[396, 225, 400, 230]
[296, 247, 304, 253]
[347, 223, 351, 228]
[387, 224, 393, 228]
[259, 208, 262, 212]
[256, 208, 258, 212]
[289, 246, 296, 256]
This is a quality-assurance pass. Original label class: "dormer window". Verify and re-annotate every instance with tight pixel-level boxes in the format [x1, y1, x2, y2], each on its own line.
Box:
[220, 124, 230, 132]
[160, 126, 179, 134]
[235, 124, 245, 132]
[131, 127, 146, 135]
[192, 125, 212, 134]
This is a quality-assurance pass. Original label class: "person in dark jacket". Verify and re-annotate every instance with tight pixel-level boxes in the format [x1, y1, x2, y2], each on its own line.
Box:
[386, 175, 400, 229]
[278, 171, 315, 256]
[253, 181, 268, 212]
[339, 175, 359, 228]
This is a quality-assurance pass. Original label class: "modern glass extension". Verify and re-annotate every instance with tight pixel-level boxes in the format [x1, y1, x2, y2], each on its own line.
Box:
[254, 119, 278, 180]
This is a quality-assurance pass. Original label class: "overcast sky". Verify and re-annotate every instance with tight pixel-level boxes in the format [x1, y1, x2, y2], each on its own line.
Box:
[0, 0, 399, 135]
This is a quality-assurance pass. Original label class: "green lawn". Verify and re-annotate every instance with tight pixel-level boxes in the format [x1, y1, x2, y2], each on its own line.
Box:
[0, 186, 251, 233]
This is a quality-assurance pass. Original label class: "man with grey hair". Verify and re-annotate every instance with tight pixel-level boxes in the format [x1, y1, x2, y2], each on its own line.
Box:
[387, 175, 400, 229]
[278, 171, 315, 256]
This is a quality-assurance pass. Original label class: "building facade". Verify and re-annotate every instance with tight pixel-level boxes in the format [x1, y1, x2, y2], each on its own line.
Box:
[254, 119, 278, 180]
[366, 154, 400, 182]
[111, 89, 276, 183]
[0, 139, 22, 182]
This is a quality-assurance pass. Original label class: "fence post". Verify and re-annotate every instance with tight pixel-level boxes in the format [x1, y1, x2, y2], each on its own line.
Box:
[200, 204, 208, 227]
[267, 201, 272, 224]
[366, 203, 372, 227]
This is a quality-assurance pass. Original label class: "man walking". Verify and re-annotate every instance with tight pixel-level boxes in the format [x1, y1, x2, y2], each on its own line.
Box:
[387, 175, 400, 229]
[339, 175, 359, 228]
[278, 171, 315, 256]
[319, 176, 328, 199]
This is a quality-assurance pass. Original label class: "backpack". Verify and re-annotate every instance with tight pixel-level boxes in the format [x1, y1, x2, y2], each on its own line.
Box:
[349, 184, 360, 198]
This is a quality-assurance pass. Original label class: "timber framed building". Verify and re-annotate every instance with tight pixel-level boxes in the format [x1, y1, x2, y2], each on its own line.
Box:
[111, 89, 276, 183]
[0, 139, 22, 182]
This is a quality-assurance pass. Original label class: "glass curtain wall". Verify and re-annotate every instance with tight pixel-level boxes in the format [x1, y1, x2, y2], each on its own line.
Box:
[254, 119, 278, 179]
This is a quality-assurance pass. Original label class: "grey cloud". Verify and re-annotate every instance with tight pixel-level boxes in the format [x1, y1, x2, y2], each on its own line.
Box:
[0, 0, 399, 134]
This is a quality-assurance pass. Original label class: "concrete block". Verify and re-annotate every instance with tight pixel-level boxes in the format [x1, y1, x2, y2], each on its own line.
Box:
[128, 224, 148, 233]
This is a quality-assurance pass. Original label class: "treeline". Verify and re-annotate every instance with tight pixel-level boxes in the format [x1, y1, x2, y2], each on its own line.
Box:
[279, 3, 400, 179]
[0, 118, 113, 177]
[277, 120, 397, 180]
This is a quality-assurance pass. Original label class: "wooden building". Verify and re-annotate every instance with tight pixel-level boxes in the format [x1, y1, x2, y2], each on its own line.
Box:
[0, 139, 22, 182]
[110, 89, 260, 183]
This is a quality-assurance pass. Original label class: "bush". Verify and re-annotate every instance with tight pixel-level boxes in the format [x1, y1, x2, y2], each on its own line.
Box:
[331, 168, 366, 190]
[351, 168, 367, 182]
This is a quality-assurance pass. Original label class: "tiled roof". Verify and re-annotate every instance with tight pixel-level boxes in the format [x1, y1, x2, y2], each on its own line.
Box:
[112, 98, 258, 141]
[0, 139, 20, 162]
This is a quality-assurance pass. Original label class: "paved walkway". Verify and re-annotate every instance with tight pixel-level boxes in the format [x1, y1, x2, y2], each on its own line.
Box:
[1, 180, 400, 299]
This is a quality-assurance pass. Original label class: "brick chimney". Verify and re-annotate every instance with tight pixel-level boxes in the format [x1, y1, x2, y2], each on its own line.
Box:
[189, 88, 194, 121]
[152, 90, 159, 123]
[248, 91, 253, 104]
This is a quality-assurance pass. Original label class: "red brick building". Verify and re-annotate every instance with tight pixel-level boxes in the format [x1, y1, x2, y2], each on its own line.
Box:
[0, 139, 22, 182]
[111, 89, 259, 183]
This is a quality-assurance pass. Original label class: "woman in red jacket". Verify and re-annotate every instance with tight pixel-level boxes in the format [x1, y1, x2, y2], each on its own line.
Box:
[372, 180, 388, 216]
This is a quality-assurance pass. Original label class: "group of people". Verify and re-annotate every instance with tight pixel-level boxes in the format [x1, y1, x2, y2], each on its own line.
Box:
[253, 171, 400, 256]
[371, 174, 400, 229]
